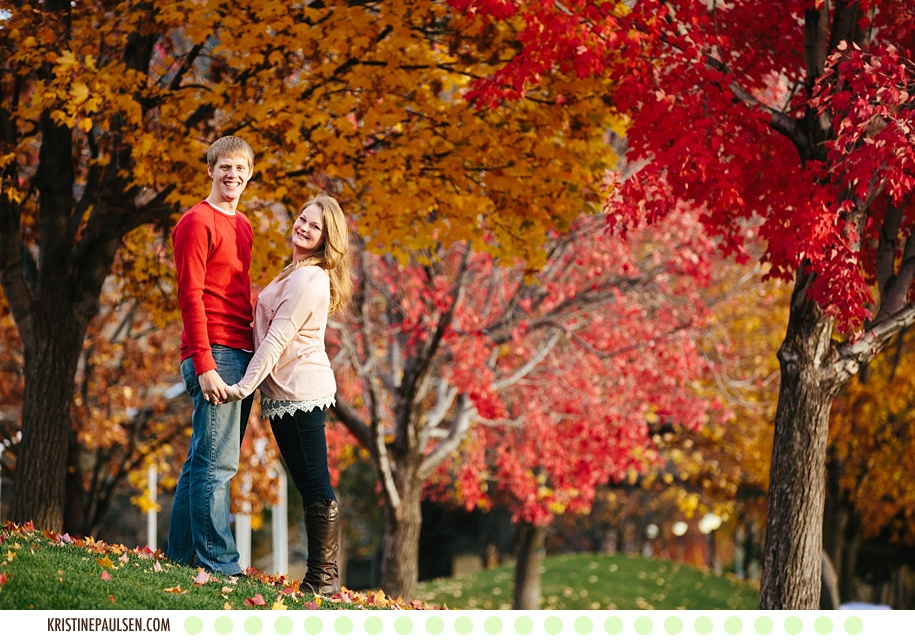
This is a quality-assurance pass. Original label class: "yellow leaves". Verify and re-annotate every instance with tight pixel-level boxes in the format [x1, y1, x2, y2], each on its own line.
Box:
[69, 82, 90, 103]
[676, 491, 700, 519]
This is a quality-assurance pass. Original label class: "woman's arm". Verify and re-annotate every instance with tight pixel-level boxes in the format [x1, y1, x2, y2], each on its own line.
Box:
[225, 267, 328, 400]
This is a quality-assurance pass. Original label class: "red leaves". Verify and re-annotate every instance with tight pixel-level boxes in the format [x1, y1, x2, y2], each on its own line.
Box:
[245, 593, 267, 607]
[100, 570, 111, 581]
[456, 0, 915, 333]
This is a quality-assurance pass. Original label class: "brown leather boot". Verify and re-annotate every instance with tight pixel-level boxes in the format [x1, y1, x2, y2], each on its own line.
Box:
[302, 499, 340, 595]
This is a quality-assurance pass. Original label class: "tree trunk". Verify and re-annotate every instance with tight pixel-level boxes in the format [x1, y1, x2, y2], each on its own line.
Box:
[513, 521, 547, 610]
[9, 312, 86, 531]
[821, 550, 840, 610]
[379, 475, 423, 600]
[822, 454, 850, 592]
[839, 527, 861, 603]
[759, 272, 844, 609]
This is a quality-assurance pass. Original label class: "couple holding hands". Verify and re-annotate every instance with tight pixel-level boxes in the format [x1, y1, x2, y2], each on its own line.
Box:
[166, 135, 352, 596]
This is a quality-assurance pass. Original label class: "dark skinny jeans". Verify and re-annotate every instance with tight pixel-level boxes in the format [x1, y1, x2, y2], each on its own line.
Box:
[269, 407, 336, 507]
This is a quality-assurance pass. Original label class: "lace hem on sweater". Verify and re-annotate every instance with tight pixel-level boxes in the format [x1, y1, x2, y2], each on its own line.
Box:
[261, 396, 336, 420]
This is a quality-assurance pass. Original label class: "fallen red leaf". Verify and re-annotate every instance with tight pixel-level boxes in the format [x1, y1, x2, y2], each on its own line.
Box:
[0, 573, 8, 586]
[100, 570, 111, 581]
[245, 593, 266, 607]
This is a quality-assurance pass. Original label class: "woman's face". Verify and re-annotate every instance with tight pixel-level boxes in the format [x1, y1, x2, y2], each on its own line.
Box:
[292, 204, 325, 255]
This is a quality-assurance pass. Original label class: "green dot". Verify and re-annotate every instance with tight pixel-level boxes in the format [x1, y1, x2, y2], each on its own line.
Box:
[214, 616, 233, 636]
[694, 616, 713, 635]
[274, 617, 293, 635]
[545, 615, 563, 635]
[604, 617, 624, 635]
[754, 617, 773, 635]
[394, 617, 413, 635]
[455, 616, 473, 635]
[634, 616, 653, 635]
[574, 616, 593, 634]
[364, 616, 383, 636]
[304, 617, 323, 634]
[214, 616, 233, 635]
[664, 616, 683, 634]
[845, 616, 864, 635]
[515, 616, 534, 635]
[785, 616, 803, 635]
[484, 616, 503, 634]
[184, 617, 203, 635]
[334, 617, 354, 635]
[244, 616, 263, 635]
[426, 617, 445, 635]
[724, 616, 742, 635]
[814, 617, 833, 635]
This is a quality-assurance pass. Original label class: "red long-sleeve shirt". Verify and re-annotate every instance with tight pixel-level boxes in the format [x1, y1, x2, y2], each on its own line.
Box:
[172, 200, 255, 374]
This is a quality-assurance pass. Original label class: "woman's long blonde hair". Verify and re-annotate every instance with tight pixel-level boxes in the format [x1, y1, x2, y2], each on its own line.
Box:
[280, 194, 353, 315]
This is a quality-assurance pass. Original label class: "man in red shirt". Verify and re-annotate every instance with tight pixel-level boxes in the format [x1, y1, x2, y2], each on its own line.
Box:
[166, 136, 256, 576]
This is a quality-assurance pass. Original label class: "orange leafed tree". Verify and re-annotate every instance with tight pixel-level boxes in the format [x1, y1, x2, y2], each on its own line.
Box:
[0, 0, 613, 536]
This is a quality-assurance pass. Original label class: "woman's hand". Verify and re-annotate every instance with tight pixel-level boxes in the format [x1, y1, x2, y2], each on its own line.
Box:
[223, 384, 245, 403]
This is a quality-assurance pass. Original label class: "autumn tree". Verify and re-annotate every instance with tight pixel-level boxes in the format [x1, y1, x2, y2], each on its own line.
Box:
[0, 0, 612, 531]
[452, 0, 915, 609]
[329, 205, 724, 602]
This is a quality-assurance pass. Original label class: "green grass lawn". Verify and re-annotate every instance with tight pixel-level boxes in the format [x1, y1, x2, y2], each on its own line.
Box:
[415, 553, 759, 610]
[1, 522, 758, 610]
[0, 523, 413, 611]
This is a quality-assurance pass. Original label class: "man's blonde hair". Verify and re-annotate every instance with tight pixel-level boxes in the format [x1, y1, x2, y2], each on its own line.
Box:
[206, 136, 255, 171]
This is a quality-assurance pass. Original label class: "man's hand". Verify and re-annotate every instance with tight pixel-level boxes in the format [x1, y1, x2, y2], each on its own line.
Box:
[199, 369, 229, 404]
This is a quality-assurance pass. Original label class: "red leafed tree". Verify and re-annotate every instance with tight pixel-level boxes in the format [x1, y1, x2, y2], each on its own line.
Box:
[450, 0, 915, 609]
[331, 207, 722, 602]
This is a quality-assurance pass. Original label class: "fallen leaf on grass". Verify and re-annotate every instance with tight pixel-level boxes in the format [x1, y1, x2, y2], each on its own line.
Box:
[304, 601, 320, 610]
[0, 573, 7, 586]
[193, 568, 210, 585]
[153, 561, 163, 572]
[244, 593, 266, 607]
[101, 570, 111, 581]
[272, 596, 288, 610]
[109, 595, 116, 603]
[119, 552, 129, 564]
[162, 585, 187, 594]
[97, 556, 114, 568]
[223, 602, 233, 610]
[57, 570, 64, 583]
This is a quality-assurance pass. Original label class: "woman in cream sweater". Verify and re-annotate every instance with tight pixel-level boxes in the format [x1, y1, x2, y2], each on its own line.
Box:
[224, 193, 353, 595]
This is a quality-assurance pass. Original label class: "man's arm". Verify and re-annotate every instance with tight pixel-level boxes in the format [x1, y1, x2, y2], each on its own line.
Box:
[173, 213, 228, 403]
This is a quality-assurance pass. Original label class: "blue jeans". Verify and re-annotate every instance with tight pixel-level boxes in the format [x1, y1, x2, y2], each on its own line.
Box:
[167, 346, 253, 575]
